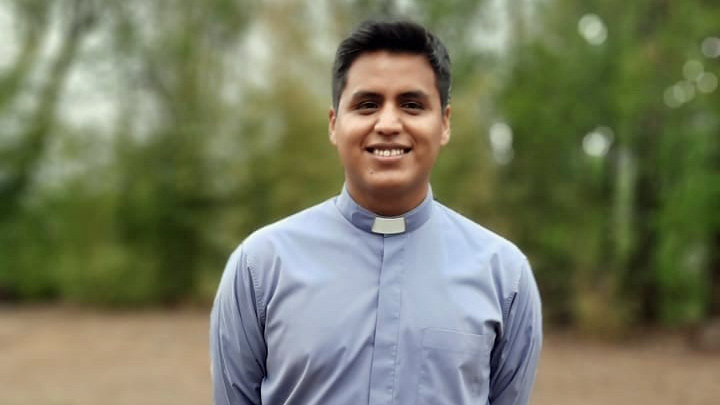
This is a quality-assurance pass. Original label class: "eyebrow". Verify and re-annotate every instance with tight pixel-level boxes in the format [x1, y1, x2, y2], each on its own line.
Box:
[349, 91, 382, 101]
[397, 90, 430, 101]
[348, 90, 431, 101]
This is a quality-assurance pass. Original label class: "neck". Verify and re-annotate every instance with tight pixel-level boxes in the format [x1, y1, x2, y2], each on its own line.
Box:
[347, 183, 428, 217]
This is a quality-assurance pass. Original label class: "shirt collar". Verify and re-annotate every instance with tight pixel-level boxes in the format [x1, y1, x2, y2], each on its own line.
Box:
[335, 184, 434, 235]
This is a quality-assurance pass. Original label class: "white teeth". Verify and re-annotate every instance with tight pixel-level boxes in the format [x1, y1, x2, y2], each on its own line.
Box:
[373, 148, 405, 157]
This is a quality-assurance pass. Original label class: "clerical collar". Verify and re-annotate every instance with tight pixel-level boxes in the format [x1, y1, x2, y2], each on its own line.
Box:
[335, 185, 434, 235]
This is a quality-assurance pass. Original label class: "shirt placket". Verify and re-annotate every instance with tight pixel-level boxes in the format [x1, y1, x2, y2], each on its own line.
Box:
[368, 233, 405, 405]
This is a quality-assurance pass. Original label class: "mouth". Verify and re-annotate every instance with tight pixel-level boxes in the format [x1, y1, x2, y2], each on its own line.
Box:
[365, 146, 412, 157]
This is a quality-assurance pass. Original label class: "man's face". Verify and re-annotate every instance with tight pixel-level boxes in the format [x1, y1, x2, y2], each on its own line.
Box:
[329, 51, 450, 215]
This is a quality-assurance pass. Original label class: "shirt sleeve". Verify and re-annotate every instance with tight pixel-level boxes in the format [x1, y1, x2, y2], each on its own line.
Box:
[488, 260, 543, 405]
[210, 245, 267, 405]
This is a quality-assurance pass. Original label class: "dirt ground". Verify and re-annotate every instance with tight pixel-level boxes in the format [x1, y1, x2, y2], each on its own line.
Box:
[1, 306, 719, 405]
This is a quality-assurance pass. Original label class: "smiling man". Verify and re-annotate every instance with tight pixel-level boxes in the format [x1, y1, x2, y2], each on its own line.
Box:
[210, 20, 542, 405]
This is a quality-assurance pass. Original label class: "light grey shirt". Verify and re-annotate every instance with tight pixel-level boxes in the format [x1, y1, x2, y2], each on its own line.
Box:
[210, 186, 542, 404]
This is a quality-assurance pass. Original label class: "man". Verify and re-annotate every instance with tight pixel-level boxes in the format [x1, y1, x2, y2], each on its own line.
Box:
[210, 19, 542, 405]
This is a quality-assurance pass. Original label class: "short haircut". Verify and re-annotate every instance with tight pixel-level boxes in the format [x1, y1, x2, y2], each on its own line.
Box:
[331, 19, 452, 110]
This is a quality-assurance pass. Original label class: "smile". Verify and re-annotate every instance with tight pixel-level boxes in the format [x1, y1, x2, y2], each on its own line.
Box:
[366, 147, 412, 157]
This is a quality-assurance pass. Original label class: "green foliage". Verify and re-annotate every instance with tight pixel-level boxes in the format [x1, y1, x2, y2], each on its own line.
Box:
[496, 0, 720, 329]
[1, 0, 718, 331]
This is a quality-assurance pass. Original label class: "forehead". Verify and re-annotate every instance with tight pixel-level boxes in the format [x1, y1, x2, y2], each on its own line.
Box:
[342, 51, 438, 99]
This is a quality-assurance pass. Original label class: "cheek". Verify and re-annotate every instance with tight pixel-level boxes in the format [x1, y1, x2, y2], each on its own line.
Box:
[336, 139, 361, 164]
[337, 131, 368, 153]
[343, 118, 373, 137]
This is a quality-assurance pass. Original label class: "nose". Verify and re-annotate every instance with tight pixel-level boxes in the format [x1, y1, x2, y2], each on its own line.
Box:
[374, 105, 401, 136]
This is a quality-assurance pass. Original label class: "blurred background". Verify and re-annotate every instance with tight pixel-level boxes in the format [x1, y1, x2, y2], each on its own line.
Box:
[1, 0, 719, 404]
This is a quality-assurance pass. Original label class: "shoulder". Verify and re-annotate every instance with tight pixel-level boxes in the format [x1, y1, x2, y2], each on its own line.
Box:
[433, 201, 530, 293]
[432, 202, 539, 325]
[433, 201, 527, 263]
[235, 197, 339, 267]
[219, 197, 338, 302]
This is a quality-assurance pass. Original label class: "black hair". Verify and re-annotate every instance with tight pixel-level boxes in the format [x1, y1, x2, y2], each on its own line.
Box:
[331, 19, 451, 110]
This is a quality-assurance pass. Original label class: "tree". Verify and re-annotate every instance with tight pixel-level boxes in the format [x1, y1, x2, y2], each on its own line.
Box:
[496, 0, 720, 329]
[0, 0, 97, 299]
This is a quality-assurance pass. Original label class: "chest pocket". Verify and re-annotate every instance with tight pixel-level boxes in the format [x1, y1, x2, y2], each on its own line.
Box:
[416, 328, 495, 405]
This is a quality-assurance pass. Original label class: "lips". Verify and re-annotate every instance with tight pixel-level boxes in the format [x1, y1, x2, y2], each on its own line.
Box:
[365, 145, 412, 157]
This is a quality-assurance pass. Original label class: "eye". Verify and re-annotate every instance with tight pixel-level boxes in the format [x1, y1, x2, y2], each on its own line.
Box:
[355, 100, 379, 111]
[402, 101, 424, 111]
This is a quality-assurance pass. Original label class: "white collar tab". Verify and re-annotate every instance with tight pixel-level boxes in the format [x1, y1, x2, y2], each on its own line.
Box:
[371, 216, 406, 235]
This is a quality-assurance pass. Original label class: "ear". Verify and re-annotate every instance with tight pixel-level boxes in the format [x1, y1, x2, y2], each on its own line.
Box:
[328, 107, 337, 146]
[440, 105, 451, 146]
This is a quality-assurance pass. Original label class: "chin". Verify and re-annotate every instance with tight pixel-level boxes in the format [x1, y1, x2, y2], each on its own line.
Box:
[364, 177, 422, 196]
